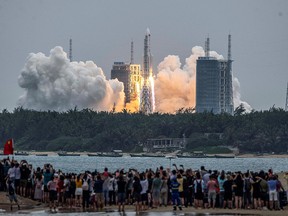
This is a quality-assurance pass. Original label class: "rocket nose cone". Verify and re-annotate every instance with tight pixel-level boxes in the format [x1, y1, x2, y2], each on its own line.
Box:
[146, 28, 150, 36]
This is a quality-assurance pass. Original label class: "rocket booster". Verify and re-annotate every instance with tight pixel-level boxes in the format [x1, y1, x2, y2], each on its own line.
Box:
[143, 28, 152, 80]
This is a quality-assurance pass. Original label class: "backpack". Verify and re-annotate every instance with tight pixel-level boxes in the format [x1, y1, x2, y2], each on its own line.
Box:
[196, 180, 202, 194]
[245, 178, 251, 192]
[82, 179, 89, 191]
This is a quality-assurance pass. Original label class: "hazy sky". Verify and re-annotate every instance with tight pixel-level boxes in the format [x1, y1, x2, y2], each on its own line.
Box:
[0, 0, 287, 111]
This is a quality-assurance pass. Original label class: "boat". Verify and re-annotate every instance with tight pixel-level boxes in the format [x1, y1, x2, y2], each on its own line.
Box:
[130, 153, 143, 157]
[165, 155, 177, 159]
[58, 151, 80, 156]
[87, 153, 99, 157]
[214, 154, 235, 158]
[177, 151, 208, 158]
[36, 153, 48, 156]
[14, 151, 29, 156]
[96, 152, 122, 157]
[141, 153, 164, 158]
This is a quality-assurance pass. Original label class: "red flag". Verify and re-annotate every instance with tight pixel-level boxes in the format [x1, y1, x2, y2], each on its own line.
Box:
[4, 139, 14, 155]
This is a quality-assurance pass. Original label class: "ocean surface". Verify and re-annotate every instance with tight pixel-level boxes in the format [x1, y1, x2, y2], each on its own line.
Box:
[1, 155, 288, 174]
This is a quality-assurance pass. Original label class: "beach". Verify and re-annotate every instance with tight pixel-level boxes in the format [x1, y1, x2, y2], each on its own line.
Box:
[0, 191, 287, 215]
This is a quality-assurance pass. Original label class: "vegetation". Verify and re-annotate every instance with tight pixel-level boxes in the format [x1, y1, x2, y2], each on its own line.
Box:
[0, 105, 288, 153]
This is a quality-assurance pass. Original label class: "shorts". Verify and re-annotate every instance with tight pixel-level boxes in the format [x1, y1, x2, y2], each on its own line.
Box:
[269, 190, 278, 201]
[118, 192, 126, 203]
[133, 192, 141, 202]
[49, 190, 57, 201]
[44, 185, 49, 192]
[224, 192, 232, 201]
[141, 193, 148, 202]
[179, 191, 184, 198]
[75, 188, 83, 196]
[208, 191, 216, 201]
[20, 179, 27, 188]
[14, 179, 20, 188]
[195, 192, 203, 200]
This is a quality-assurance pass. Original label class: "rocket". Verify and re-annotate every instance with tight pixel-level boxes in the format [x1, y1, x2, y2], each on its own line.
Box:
[143, 28, 152, 80]
[140, 28, 155, 114]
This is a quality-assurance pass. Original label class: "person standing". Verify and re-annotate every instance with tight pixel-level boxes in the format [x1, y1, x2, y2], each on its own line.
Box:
[47, 175, 57, 212]
[7, 179, 20, 211]
[117, 174, 126, 212]
[171, 177, 182, 210]
[132, 176, 142, 214]
[207, 175, 218, 209]
[151, 172, 161, 208]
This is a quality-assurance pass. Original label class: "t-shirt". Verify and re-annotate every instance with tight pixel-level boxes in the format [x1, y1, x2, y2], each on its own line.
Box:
[268, 179, 277, 191]
[43, 172, 53, 185]
[207, 180, 217, 192]
[15, 167, 21, 180]
[94, 179, 104, 193]
[152, 177, 162, 191]
[47, 180, 57, 191]
[7, 167, 16, 179]
[217, 176, 226, 192]
[140, 179, 148, 194]
[223, 179, 233, 194]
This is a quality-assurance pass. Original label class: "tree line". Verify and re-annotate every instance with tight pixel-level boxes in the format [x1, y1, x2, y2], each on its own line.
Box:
[0, 105, 287, 153]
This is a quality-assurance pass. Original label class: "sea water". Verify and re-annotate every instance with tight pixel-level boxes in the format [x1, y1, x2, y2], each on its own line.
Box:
[1, 155, 287, 174]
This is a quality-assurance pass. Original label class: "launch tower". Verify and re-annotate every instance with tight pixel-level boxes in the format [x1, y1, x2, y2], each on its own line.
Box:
[196, 35, 234, 115]
[140, 28, 154, 114]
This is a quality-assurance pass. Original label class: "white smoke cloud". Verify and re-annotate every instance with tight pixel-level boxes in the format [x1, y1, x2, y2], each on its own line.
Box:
[18, 46, 125, 111]
[155, 46, 252, 113]
[233, 77, 253, 112]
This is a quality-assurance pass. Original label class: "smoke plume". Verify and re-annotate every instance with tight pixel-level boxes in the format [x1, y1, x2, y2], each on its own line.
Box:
[154, 46, 252, 113]
[18, 46, 125, 111]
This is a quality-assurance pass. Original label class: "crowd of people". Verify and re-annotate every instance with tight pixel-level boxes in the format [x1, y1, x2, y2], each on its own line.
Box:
[0, 157, 288, 213]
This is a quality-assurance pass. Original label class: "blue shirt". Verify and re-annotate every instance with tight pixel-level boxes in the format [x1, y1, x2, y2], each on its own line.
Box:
[267, 180, 277, 191]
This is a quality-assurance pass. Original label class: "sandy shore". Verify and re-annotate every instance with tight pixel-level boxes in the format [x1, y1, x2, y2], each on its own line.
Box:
[0, 192, 287, 215]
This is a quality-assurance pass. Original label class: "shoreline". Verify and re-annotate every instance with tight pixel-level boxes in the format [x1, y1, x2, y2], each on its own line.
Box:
[0, 193, 286, 215]
[8, 151, 288, 158]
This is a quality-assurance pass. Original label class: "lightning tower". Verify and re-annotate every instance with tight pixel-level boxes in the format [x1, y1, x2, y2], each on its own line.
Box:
[140, 28, 155, 114]
[130, 40, 134, 64]
[69, 38, 73, 62]
[285, 82, 288, 111]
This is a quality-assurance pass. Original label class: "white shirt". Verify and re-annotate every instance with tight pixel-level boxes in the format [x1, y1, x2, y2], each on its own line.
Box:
[15, 167, 21, 180]
[7, 167, 16, 179]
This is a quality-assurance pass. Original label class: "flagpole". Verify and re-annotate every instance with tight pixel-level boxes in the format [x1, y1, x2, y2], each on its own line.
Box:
[12, 138, 14, 161]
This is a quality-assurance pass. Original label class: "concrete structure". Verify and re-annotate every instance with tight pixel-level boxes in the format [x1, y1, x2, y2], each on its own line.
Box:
[196, 36, 234, 115]
[111, 62, 131, 103]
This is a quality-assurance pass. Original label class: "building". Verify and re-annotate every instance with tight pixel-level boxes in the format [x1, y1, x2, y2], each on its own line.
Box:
[111, 62, 131, 103]
[129, 64, 142, 102]
[196, 36, 234, 115]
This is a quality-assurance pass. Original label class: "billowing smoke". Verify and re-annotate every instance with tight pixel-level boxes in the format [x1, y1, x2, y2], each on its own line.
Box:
[233, 77, 253, 112]
[155, 46, 252, 113]
[18, 46, 125, 111]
